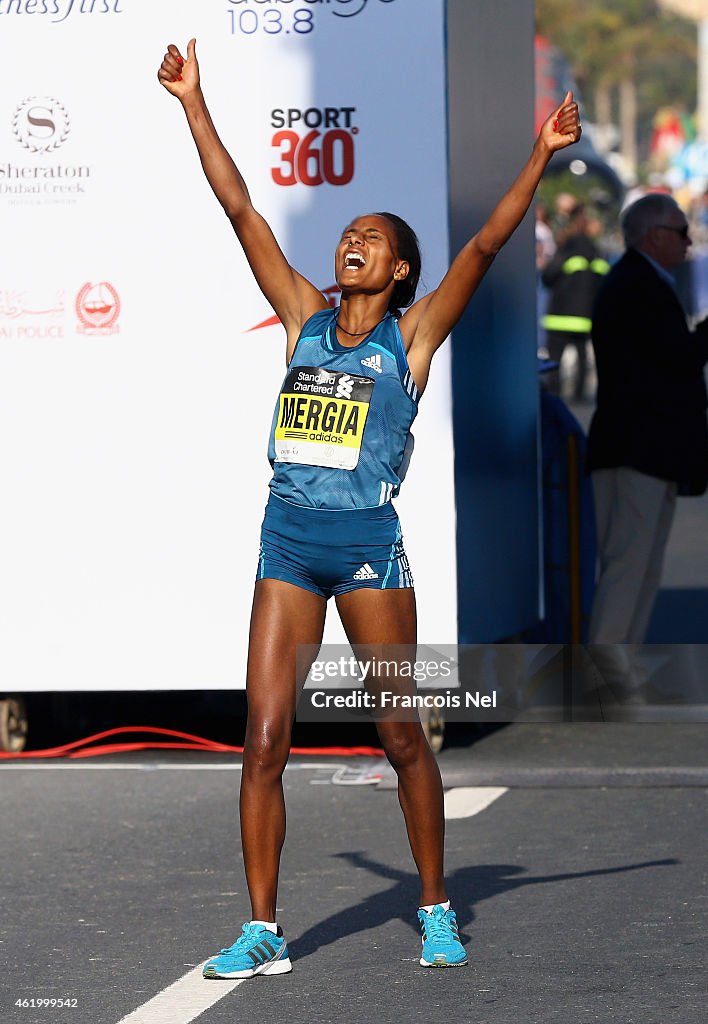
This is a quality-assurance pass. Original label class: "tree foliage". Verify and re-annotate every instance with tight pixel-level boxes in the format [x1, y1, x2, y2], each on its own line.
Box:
[536, 0, 697, 128]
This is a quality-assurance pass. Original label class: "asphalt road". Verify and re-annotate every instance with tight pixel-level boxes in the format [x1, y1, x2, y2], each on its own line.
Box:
[2, 730, 706, 1024]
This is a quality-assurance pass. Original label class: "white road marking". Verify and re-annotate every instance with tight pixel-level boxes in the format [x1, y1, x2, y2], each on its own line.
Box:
[444, 786, 508, 819]
[114, 963, 242, 1024]
[112, 787, 506, 1020]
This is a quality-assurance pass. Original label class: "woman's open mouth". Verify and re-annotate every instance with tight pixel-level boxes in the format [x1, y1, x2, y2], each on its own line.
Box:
[343, 251, 366, 271]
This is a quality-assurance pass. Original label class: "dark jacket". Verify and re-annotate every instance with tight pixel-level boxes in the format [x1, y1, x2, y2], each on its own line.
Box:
[541, 234, 609, 332]
[587, 247, 708, 495]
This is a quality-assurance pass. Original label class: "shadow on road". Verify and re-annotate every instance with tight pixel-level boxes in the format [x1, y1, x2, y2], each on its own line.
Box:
[288, 851, 678, 960]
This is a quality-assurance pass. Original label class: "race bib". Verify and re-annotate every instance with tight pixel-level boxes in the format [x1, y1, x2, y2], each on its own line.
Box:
[274, 366, 375, 471]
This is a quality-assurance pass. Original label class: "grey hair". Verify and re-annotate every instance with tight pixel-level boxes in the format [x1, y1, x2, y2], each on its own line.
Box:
[621, 193, 681, 248]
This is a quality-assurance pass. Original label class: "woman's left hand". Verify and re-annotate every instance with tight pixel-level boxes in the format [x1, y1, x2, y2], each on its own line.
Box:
[540, 91, 582, 153]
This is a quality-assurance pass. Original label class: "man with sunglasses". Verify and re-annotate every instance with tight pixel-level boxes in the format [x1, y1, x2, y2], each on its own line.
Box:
[587, 193, 708, 679]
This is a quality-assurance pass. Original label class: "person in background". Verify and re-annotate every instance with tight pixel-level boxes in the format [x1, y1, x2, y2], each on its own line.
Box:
[535, 200, 556, 271]
[587, 194, 708, 678]
[535, 201, 556, 353]
[541, 202, 610, 399]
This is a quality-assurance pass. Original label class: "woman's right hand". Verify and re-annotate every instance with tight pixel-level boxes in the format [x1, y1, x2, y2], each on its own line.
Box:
[157, 39, 200, 100]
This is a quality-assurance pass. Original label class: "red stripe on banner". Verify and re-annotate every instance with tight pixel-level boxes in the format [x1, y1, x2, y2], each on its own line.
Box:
[246, 285, 341, 332]
[0, 725, 384, 761]
[246, 313, 281, 332]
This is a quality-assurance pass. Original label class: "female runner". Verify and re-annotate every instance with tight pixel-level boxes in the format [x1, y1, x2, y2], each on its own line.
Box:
[158, 39, 580, 976]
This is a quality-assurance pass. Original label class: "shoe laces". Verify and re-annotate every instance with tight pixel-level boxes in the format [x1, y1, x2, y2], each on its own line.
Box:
[423, 906, 455, 942]
[220, 922, 262, 954]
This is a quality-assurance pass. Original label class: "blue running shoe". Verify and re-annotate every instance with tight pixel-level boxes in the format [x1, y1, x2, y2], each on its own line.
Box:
[417, 905, 468, 968]
[202, 923, 292, 979]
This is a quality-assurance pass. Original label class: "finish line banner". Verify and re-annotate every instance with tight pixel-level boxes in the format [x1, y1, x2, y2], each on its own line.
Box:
[0, 1, 455, 690]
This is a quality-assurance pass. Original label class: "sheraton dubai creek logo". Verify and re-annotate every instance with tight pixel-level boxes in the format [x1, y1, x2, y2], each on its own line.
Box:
[226, 0, 397, 37]
[3, 96, 90, 204]
[12, 96, 70, 154]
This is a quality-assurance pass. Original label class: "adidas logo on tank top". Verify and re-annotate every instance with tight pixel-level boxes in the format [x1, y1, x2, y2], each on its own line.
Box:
[353, 563, 379, 580]
[360, 353, 383, 373]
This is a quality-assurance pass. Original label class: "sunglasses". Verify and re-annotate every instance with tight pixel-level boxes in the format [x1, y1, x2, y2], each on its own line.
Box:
[656, 224, 690, 239]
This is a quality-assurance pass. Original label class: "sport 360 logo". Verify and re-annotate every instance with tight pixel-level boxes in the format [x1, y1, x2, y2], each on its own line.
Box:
[271, 107, 357, 187]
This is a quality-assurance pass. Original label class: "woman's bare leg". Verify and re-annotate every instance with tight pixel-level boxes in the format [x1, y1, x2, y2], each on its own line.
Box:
[241, 579, 326, 922]
[335, 587, 447, 907]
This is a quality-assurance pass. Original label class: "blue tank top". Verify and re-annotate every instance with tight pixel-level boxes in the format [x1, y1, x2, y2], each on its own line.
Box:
[267, 307, 420, 509]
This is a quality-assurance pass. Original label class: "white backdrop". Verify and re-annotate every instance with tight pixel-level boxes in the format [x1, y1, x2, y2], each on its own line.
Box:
[0, 0, 456, 690]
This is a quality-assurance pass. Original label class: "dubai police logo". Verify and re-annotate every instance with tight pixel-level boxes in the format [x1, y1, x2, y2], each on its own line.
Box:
[12, 97, 71, 155]
[75, 281, 121, 336]
[275, 366, 375, 471]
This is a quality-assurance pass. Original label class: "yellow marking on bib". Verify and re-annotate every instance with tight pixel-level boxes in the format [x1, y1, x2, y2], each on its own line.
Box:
[276, 394, 370, 450]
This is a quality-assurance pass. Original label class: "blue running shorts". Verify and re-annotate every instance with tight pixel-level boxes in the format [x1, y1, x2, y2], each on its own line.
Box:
[256, 493, 414, 599]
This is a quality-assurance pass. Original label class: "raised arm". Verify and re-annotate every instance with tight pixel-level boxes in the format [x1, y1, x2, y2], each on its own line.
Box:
[402, 93, 581, 391]
[157, 40, 328, 354]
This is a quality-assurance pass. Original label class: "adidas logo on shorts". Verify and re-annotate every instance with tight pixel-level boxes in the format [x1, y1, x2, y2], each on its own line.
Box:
[360, 354, 383, 374]
[353, 563, 379, 580]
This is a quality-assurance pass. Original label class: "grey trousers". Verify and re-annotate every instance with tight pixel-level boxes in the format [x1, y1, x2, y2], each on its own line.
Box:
[589, 468, 677, 644]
